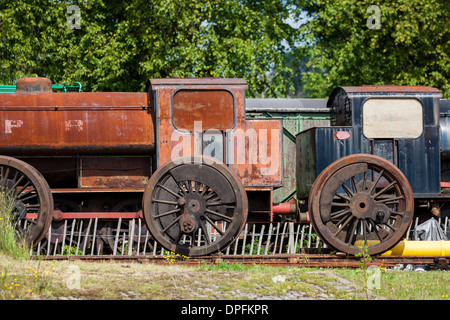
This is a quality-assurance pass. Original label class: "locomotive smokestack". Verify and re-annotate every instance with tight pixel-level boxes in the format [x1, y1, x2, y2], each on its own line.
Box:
[15, 77, 52, 93]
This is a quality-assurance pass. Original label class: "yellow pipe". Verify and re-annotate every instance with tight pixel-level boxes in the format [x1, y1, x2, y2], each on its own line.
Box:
[355, 240, 450, 256]
[381, 240, 450, 256]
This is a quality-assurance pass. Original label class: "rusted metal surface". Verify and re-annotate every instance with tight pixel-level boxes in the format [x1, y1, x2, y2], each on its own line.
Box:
[142, 155, 248, 257]
[50, 210, 142, 221]
[308, 154, 414, 256]
[228, 117, 282, 187]
[79, 156, 151, 189]
[15, 77, 52, 93]
[272, 202, 297, 216]
[148, 78, 282, 188]
[172, 89, 235, 131]
[32, 253, 450, 269]
[0, 88, 153, 155]
[148, 78, 248, 86]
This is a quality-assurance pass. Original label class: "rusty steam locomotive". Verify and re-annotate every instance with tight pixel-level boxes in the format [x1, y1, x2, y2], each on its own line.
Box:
[0, 77, 448, 256]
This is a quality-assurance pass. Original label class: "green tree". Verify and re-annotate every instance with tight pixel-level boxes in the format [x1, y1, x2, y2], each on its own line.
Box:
[297, 0, 450, 98]
[0, 0, 301, 97]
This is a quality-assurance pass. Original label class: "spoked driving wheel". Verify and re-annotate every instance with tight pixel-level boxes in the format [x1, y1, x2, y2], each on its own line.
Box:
[143, 156, 248, 257]
[0, 156, 53, 246]
[309, 154, 414, 255]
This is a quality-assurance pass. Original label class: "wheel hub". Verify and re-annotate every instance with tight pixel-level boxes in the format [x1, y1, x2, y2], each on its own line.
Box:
[348, 191, 392, 224]
[350, 194, 371, 218]
[177, 193, 208, 234]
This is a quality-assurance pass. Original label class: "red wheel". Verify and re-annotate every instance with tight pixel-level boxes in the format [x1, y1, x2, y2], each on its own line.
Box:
[309, 154, 414, 255]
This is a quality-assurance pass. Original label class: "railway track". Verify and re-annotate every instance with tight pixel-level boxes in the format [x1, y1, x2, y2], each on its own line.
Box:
[32, 253, 450, 269]
[29, 219, 450, 269]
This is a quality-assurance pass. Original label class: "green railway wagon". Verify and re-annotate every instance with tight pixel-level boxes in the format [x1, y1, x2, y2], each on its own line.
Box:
[246, 98, 330, 205]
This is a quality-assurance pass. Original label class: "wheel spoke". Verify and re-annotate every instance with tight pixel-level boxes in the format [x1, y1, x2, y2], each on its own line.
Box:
[10, 174, 25, 192]
[152, 199, 178, 206]
[198, 220, 211, 244]
[153, 208, 181, 219]
[368, 169, 384, 194]
[345, 218, 359, 244]
[157, 183, 182, 199]
[18, 193, 37, 202]
[334, 193, 350, 202]
[329, 208, 351, 220]
[351, 177, 358, 193]
[205, 192, 218, 201]
[205, 209, 232, 222]
[333, 214, 354, 236]
[15, 181, 31, 197]
[162, 215, 181, 233]
[341, 183, 353, 197]
[362, 219, 368, 245]
[206, 201, 235, 208]
[370, 220, 384, 242]
[377, 195, 404, 204]
[373, 181, 397, 198]
[199, 184, 208, 195]
[389, 209, 404, 217]
[331, 202, 350, 207]
[203, 215, 224, 236]
[361, 171, 367, 191]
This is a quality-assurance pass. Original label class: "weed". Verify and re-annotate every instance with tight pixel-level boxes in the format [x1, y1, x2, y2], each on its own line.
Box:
[162, 251, 189, 264]
[62, 245, 83, 256]
[0, 191, 30, 259]
[355, 244, 372, 299]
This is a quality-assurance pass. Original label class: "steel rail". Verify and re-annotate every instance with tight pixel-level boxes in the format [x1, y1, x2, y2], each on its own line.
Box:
[31, 253, 450, 269]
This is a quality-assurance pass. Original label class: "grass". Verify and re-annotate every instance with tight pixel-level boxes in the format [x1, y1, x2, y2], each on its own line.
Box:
[0, 191, 30, 260]
[0, 252, 449, 300]
[335, 267, 450, 300]
[1, 192, 448, 300]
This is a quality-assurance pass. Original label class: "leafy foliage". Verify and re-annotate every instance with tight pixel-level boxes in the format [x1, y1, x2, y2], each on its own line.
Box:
[297, 0, 450, 98]
[0, 0, 300, 97]
[0, 1, 448, 98]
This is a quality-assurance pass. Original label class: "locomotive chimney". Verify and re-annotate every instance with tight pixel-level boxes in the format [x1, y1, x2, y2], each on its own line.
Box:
[15, 77, 52, 93]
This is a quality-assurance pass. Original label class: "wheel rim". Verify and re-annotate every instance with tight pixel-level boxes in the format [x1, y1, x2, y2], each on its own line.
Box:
[0, 156, 53, 246]
[309, 154, 414, 255]
[143, 156, 248, 257]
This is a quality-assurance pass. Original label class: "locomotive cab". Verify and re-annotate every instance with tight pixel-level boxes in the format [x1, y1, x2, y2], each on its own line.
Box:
[296, 85, 443, 255]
